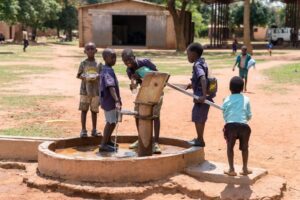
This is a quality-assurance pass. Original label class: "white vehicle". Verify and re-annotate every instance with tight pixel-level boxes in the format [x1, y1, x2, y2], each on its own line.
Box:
[266, 27, 300, 45]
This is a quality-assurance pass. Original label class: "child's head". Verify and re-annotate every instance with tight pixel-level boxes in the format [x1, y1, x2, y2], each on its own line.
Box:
[230, 76, 244, 94]
[241, 45, 247, 55]
[186, 43, 203, 63]
[122, 48, 136, 68]
[84, 42, 97, 59]
[102, 48, 116, 66]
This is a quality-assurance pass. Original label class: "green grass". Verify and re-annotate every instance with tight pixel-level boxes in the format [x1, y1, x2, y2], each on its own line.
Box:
[0, 44, 53, 61]
[0, 123, 63, 137]
[0, 65, 53, 85]
[263, 63, 300, 84]
[0, 95, 67, 109]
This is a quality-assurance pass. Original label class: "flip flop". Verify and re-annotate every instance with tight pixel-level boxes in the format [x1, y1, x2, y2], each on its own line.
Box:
[224, 170, 237, 176]
[239, 169, 253, 176]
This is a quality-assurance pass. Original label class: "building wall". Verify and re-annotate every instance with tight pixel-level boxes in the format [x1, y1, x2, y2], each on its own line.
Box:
[0, 22, 21, 40]
[78, 1, 176, 49]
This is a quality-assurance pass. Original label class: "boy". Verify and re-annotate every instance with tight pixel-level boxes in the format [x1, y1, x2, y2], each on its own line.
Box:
[77, 42, 101, 138]
[232, 46, 252, 92]
[267, 41, 273, 56]
[232, 38, 238, 55]
[99, 48, 121, 152]
[121, 49, 162, 154]
[186, 42, 214, 147]
[222, 76, 252, 176]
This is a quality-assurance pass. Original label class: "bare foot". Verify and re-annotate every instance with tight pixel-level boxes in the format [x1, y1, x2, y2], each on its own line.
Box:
[224, 169, 237, 176]
[240, 169, 253, 176]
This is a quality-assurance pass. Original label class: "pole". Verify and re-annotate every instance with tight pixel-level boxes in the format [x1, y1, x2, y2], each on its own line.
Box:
[166, 83, 222, 110]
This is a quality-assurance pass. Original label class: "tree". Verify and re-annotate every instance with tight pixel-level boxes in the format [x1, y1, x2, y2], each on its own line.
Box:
[230, 1, 270, 40]
[59, 1, 78, 41]
[244, 0, 253, 54]
[17, 0, 61, 41]
[0, 0, 20, 25]
[167, 0, 190, 51]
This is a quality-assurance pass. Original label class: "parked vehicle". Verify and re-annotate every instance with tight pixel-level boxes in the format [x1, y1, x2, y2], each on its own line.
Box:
[266, 27, 300, 45]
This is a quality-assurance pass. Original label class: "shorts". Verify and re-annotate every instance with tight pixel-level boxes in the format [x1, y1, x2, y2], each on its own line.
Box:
[239, 68, 249, 79]
[223, 123, 251, 151]
[192, 97, 212, 123]
[134, 94, 163, 118]
[104, 109, 118, 124]
[79, 95, 99, 113]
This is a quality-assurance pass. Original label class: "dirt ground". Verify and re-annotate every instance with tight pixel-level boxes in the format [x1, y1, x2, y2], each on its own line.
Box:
[0, 44, 299, 199]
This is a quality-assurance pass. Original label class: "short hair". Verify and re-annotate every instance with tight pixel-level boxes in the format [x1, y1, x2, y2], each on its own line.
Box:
[84, 42, 96, 49]
[187, 42, 203, 57]
[121, 48, 134, 60]
[102, 48, 116, 59]
[230, 76, 244, 94]
[241, 45, 247, 50]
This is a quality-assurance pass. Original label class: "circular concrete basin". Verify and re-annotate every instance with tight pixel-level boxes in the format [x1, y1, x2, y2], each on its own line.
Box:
[38, 135, 204, 183]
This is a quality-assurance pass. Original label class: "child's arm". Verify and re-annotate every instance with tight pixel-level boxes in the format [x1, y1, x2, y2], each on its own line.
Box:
[77, 62, 86, 80]
[194, 76, 207, 104]
[232, 56, 239, 71]
[246, 101, 252, 121]
[109, 87, 121, 109]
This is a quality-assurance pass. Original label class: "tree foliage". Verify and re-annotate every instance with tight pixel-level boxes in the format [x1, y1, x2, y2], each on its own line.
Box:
[0, 0, 20, 25]
[230, 1, 270, 28]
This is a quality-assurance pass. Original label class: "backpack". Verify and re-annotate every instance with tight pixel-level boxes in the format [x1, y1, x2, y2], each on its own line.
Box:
[200, 62, 218, 96]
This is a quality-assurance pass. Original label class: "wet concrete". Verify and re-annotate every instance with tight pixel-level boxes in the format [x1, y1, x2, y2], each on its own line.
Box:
[55, 143, 186, 159]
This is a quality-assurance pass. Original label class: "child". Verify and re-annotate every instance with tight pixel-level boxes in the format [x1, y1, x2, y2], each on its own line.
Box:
[121, 48, 162, 154]
[77, 42, 101, 138]
[232, 46, 252, 92]
[186, 42, 214, 147]
[232, 38, 238, 55]
[23, 30, 29, 52]
[222, 76, 252, 176]
[99, 48, 121, 152]
[267, 41, 273, 56]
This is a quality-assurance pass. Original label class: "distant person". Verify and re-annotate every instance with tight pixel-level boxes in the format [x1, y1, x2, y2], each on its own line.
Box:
[267, 41, 273, 56]
[232, 38, 238, 55]
[121, 48, 162, 154]
[22, 30, 29, 52]
[185, 43, 215, 147]
[222, 76, 252, 176]
[232, 46, 252, 92]
[0, 33, 5, 43]
[77, 42, 101, 138]
[99, 48, 121, 152]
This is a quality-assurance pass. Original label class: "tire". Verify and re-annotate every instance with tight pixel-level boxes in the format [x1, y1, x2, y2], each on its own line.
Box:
[277, 38, 284, 45]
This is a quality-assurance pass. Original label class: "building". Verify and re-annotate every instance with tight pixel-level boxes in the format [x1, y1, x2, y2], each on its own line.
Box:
[78, 0, 193, 49]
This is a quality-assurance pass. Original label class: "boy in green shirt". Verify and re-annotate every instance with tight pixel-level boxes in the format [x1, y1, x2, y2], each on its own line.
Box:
[232, 46, 251, 92]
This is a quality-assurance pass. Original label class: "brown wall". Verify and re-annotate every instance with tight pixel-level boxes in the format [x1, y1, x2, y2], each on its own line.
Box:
[0, 22, 22, 40]
[78, 0, 176, 49]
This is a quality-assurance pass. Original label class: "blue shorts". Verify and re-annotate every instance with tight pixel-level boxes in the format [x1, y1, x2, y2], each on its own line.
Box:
[192, 98, 212, 123]
[104, 109, 118, 124]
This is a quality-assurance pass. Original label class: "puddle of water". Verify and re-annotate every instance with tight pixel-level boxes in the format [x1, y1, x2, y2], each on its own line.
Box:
[55, 143, 185, 159]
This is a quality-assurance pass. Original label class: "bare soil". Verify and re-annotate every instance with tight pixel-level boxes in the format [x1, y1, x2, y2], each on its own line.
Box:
[0, 45, 299, 199]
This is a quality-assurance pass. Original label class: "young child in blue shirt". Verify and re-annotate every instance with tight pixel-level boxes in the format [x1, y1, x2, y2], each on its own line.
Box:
[99, 48, 122, 152]
[222, 76, 252, 176]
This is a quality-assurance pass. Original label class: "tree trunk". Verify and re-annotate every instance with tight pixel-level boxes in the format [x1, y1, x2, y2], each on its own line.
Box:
[167, 0, 187, 52]
[243, 0, 253, 54]
[250, 23, 255, 41]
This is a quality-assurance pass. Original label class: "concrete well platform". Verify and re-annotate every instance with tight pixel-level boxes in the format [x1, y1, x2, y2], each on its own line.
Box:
[38, 136, 204, 183]
[185, 161, 268, 185]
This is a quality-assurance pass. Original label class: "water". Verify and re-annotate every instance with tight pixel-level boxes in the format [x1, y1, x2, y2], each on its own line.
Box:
[55, 143, 185, 159]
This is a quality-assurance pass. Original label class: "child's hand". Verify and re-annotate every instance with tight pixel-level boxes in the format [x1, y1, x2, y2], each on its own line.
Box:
[193, 96, 205, 104]
[232, 67, 235, 71]
[185, 83, 192, 90]
[116, 102, 121, 110]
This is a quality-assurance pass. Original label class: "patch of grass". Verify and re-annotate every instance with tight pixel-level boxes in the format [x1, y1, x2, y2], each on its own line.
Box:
[263, 63, 300, 84]
[0, 123, 63, 137]
[0, 44, 53, 61]
[0, 95, 67, 108]
[0, 65, 53, 85]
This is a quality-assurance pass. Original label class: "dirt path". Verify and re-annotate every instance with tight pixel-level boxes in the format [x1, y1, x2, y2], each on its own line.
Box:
[0, 46, 299, 199]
